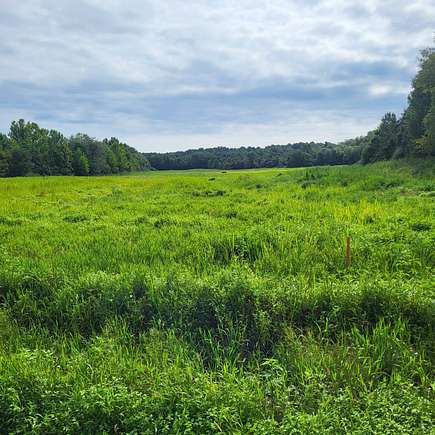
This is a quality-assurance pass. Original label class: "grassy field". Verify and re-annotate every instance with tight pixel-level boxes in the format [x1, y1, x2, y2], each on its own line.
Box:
[0, 159, 434, 433]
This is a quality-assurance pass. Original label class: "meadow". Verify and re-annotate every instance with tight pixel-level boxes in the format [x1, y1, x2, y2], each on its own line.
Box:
[0, 159, 434, 434]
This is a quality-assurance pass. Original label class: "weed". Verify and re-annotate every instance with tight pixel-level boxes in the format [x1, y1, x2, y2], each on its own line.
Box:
[0, 159, 433, 433]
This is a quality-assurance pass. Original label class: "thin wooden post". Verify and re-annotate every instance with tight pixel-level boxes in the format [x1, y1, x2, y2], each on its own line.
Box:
[345, 236, 351, 268]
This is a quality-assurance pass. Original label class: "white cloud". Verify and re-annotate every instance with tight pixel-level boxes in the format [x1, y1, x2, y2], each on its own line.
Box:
[0, 0, 433, 150]
[369, 82, 411, 97]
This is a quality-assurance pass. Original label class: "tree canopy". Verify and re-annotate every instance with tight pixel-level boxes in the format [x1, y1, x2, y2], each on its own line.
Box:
[361, 47, 435, 163]
[145, 141, 364, 171]
[0, 120, 150, 177]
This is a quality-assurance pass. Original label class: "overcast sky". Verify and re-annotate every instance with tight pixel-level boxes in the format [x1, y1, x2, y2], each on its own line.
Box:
[0, 0, 433, 152]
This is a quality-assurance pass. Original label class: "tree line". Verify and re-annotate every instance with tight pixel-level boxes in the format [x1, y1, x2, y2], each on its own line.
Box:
[145, 140, 365, 170]
[0, 120, 150, 177]
[145, 46, 434, 170]
[361, 47, 435, 163]
[1, 47, 433, 176]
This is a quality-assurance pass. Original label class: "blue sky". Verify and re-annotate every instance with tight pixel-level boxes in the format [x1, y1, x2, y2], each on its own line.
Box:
[0, 0, 433, 152]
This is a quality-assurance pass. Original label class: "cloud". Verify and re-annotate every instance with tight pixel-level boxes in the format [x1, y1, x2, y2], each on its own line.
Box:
[0, 0, 433, 151]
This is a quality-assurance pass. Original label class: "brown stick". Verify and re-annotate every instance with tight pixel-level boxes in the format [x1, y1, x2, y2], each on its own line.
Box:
[345, 236, 351, 268]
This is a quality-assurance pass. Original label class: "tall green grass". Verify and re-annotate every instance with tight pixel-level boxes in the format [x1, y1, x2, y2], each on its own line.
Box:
[0, 159, 434, 433]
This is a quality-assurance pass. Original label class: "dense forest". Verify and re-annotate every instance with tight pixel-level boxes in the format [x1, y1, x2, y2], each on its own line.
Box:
[145, 140, 367, 170]
[0, 48, 433, 176]
[0, 120, 150, 177]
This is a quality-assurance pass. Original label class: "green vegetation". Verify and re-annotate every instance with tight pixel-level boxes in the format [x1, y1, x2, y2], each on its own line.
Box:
[0, 120, 150, 177]
[145, 140, 363, 170]
[0, 120, 366, 175]
[0, 160, 434, 433]
[362, 48, 435, 163]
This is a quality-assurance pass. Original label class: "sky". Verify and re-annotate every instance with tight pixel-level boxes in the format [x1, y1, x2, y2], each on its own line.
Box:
[0, 0, 434, 152]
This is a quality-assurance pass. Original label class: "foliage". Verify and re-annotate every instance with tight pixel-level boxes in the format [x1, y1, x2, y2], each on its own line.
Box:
[0, 120, 150, 177]
[361, 113, 399, 163]
[145, 141, 363, 170]
[0, 161, 433, 433]
[72, 148, 90, 176]
[362, 46, 435, 162]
